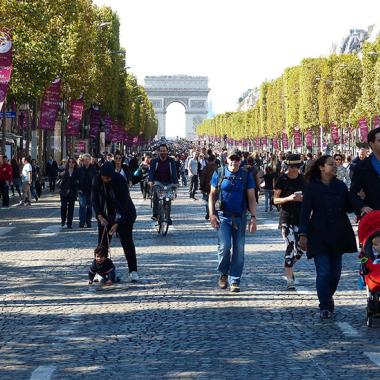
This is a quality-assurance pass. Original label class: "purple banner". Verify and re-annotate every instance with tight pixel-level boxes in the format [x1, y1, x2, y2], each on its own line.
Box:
[39, 79, 61, 131]
[66, 98, 84, 137]
[293, 129, 301, 148]
[358, 118, 368, 142]
[331, 123, 339, 144]
[19, 112, 27, 129]
[272, 137, 279, 150]
[261, 137, 268, 146]
[104, 115, 112, 142]
[282, 133, 289, 150]
[305, 129, 313, 148]
[89, 107, 100, 139]
[0, 31, 12, 112]
[374, 116, 380, 129]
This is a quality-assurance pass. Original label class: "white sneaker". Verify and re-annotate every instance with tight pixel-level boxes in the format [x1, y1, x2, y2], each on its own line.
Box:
[130, 271, 139, 282]
[287, 279, 295, 290]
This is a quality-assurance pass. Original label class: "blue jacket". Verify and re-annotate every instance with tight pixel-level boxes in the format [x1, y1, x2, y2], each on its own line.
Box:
[148, 157, 179, 184]
[299, 178, 357, 258]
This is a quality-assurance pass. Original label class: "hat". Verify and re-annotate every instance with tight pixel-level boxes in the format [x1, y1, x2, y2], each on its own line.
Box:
[286, 154, 302, 167]
[100, 162, 115, 177]
[227, 148, 242, 158]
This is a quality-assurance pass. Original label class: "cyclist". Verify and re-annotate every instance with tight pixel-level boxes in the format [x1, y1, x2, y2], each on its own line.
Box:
[148, 143, 178, 224]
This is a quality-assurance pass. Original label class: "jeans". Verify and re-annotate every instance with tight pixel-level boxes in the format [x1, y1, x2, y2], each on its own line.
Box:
[79, 193, 92, 227]
[264, 189, 273, 211]
[189, 175, 198, 198]
[60, 194, 76, 227]
[0, 181, 9, 206]
[98, 222, 137, 272]
[216, 213, 247, 285]
[314, 254, 342, 311]
[22, 182, 32, 204]
[49, 176, 56, 192]
[202, 192, 209, 216]
[11, 178, 21, 197]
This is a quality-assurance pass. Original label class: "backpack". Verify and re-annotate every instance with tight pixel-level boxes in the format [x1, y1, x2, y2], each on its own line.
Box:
[215, 166, 249, 211]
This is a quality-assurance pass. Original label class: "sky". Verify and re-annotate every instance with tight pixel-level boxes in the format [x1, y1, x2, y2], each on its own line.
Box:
[94, 0, 380, 137]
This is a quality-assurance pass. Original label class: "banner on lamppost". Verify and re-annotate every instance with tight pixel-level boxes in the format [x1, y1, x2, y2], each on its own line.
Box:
[293, 129, 301, 148]
[261, 137, 268, 146]
[0, 30, 13, 112]
[272, 137, 279, 150]
[39, 78, 61, 131]
[66, 97, 84, 137]
[374, 116, 380, 129]
[331, 123, 339, 144]
[89, 107, 100, 139]
[103, 115, 112, 142]
[282, 133, 289, 150]
[358, 118, 368, 142]
[19, 111, 27, 129]
[305, 129, 313, 148]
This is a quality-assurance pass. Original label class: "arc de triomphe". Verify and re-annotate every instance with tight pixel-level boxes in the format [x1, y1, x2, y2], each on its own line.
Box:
[144, 75, 210, 140]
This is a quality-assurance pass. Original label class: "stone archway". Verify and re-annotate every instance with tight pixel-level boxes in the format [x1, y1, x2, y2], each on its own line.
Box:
[144, 75, 210, 140]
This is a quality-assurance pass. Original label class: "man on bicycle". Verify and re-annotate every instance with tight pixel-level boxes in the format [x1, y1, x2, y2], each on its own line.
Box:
[148, 143, 178, 224]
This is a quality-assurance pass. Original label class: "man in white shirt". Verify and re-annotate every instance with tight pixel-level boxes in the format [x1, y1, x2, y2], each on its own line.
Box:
[188, 151, 199, 199]
[20, 156, 32, 206]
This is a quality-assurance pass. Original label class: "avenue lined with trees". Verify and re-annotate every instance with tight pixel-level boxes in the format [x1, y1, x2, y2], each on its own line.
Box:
[0, 0, 157, 160]
[197, 37, 380, 151]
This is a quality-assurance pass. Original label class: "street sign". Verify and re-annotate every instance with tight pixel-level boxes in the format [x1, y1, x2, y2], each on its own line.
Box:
[1, 111, 16, 118]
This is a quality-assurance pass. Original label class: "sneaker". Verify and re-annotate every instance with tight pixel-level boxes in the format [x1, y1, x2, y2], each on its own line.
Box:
[287, 279, 295, 290]
[320, 310, 332, 320]
[167, 218, 173, 225]
[218, 274, 228, 289]
[151, 216, 157, 221]
[230, 282, 240, 293]
[130, 271, 139, 282]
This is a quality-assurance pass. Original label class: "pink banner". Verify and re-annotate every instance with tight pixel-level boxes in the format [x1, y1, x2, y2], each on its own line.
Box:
[331, 123, 339, 144]
[0, 31, 12, 112]
[89, 107, 100, 139]
[272, 137, 279, 150]
[293, 129, 301, 148]
[19, 112, 27, 129]
[104, 115, 112, 142]
[39, 79, 61, 131]
[305, 129, 313, 148]
[255, 137, 260, 147]
[282, 133, 289, 150]
[66, 98, 84, 137]
[358, 118, 368, 142]
[374, 116, 380, 129]
[261, 137, 268, 146]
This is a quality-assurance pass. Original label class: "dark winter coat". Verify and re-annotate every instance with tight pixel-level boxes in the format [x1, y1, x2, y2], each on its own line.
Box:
[350, 154, 380, 212]
[77, 164, 96, 195]
[59, 169, 78, 198]
[299, 178, 357, 258]
[92, 172, 136, 226]
[46, 160, 58, 178]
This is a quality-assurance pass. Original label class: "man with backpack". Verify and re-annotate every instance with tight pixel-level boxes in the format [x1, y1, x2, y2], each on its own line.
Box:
[208, 148, 257, 293]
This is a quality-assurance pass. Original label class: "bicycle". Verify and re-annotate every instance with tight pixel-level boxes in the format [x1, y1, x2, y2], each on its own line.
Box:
[152, 182, 177, 236]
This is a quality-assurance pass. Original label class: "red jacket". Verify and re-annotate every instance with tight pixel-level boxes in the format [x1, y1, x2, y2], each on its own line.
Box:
[0, 162, 13, 182]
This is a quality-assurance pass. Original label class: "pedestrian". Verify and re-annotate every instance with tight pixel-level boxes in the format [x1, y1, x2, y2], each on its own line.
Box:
[31, 159, 40, 201]
[113, 151, 131, 183]
[10, 157, 21, 197]
[334, 154, 350, 188]
[188, 151, 199, 199]
[46, 155, 58, 192]
[199, 154, 218, 220]
[350, 126, 380, 214]
[88, 245, 119, 286]
[59, 158, 78, 229]
[263, 166, 275, 212]
[20, 156, 32, 206]
[0, 154, 12, 207]
[273, 154, 305, 290]
[299, 155, 357, 319]
[208, 148, 257, 293]
[77, 153, 96, 228]
[92, 162, 138, 282]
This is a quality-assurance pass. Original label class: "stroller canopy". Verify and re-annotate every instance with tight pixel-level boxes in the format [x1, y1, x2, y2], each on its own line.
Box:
[358, 211, 380, 250]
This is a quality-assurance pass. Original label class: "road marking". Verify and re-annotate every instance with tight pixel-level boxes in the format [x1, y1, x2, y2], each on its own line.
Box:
[296, 287, 314, 295]
[30, 365, 57, 380]
[0, 226, 15, 236]
[365, 352, 380, 367]
[336, 322, 360, 337]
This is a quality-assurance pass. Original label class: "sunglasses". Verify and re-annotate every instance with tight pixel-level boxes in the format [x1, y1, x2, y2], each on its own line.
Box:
[335, 158, 342, 161]
[289, 164, 300, 169]
[229, 156, 241, 162]
[115, 157, 122, 160]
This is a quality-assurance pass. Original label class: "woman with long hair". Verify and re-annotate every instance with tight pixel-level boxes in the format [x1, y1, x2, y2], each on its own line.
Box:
[299, 155, 357, 319]
[113, 150, 131, 184]
[59, 158, 78, 229]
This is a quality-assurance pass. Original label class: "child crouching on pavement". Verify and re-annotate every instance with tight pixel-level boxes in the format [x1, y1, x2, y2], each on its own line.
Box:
[88, 245, 119, 285]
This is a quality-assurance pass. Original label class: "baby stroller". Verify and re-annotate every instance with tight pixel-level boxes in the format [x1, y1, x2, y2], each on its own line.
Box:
[358, 211, 380, 327]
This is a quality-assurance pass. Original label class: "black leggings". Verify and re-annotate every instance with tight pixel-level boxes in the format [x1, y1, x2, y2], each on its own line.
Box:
[98, 222, 137, 272]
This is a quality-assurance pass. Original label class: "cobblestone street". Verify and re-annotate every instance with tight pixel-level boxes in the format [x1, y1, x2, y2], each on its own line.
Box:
[1, 187, 380, 379]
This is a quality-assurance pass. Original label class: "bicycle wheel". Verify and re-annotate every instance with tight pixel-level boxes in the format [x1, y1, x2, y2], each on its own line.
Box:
[161, 202, 170, 236]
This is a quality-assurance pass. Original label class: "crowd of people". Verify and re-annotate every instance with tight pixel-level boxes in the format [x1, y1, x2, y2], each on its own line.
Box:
[1, 126, 380, 319]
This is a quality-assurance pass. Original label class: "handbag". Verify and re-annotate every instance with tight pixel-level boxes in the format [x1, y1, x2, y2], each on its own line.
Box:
[133, 167, 142, 178]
